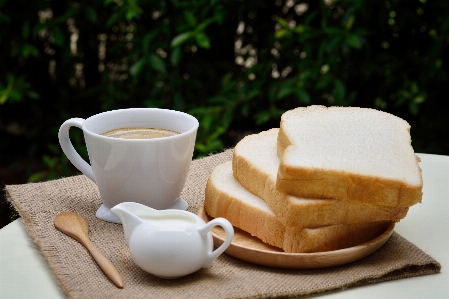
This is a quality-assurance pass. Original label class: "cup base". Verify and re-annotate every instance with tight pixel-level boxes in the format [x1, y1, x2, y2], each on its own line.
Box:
[166, 197, 189, 210]
[96, 198, 189, 223]
[96, 204, 122, 223]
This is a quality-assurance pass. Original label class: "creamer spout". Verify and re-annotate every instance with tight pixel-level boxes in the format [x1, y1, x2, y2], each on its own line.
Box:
[111, 202, 146, 245]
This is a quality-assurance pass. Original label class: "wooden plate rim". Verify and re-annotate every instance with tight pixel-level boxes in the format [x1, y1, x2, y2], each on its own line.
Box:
[198, 206, 395, 269]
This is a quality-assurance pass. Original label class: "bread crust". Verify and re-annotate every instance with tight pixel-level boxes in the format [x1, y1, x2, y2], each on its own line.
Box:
[276, 106, 423, 207]
[276, 162, 422, 207]
[204, 162, 391, 253]
[233, 129, 408, 229]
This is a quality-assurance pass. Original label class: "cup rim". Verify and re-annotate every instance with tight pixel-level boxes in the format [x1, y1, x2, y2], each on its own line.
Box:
[81, 108, 199, 141]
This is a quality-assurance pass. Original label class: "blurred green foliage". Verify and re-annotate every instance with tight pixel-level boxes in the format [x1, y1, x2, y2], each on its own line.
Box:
[1, 0, 448, 183]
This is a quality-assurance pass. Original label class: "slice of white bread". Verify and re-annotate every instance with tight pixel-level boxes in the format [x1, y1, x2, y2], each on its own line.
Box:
[276, 105, 423, 207]
[233, 128, 408, 229]
[204, 161, 391, 253]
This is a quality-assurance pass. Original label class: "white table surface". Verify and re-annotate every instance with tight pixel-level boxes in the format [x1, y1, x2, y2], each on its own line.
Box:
[1, 153, 448, 299]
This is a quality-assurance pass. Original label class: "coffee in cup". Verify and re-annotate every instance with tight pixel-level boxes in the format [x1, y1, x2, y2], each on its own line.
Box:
[101, 127, 179, 139]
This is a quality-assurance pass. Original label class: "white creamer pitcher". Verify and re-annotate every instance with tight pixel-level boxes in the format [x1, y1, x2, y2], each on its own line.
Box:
[111, 202, 234, 279]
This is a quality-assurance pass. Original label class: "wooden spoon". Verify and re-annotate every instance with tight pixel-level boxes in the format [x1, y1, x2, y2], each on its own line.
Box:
[54, 212, 124, 288]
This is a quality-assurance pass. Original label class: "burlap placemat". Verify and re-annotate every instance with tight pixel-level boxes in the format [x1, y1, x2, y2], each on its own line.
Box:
[5, 149, 441, 299]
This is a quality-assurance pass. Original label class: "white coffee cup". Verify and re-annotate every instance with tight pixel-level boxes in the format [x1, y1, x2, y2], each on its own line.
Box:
[58, 108, 199, 223]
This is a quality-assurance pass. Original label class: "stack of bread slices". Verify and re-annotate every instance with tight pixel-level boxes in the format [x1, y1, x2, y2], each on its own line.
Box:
[204, 105, 423, 253]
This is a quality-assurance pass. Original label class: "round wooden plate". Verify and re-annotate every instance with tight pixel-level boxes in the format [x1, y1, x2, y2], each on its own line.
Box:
[198, 206, 395, 269]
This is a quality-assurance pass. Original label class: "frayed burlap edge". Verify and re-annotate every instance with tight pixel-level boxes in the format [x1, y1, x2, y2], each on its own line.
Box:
[4, 177, 99, 298]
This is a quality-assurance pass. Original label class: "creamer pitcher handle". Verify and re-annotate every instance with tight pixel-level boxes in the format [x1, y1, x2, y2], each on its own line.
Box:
[58, 118, 96, 182]
[198, 218, 234, 267]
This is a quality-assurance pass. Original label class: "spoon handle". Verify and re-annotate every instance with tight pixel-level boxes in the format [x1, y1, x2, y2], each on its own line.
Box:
[83, 239, 124, 288]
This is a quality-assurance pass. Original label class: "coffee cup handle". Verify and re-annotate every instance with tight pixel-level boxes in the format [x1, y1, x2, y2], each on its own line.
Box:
[198, 218, 234, 267]
[58, 118, 96, 182]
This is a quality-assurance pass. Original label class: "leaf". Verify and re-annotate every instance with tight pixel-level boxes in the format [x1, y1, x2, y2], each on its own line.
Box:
[208, 96, 228, 104]
[194, 143, 207, 153]
[213, 8, 225, 24]
[21, 44, 39, 58]
[54, 30, 65, 46]
[8, 89, 22, 101]
[47, 143, 60, 154]
[28, 172, 46, 183]
[293, 25, 305, 34]
[326, 36, 344, 52]
[196, 19, 213, 31]
[171, 32, 193, 47]
[315, 75, 332, 90]
[295, 89, 311, 104]
[246, 89, 259, 100]
[374, 97, 387, 109]
[149, 54, 166, 72]
[345, 15, 355, 30]
[22, 22, 30, 39]
[346, 34, 362, 49]
[11, 47, 20, 57]
[0, 12, 11, 23]
[126, 7, 139, 20]
[414, 95, 425, 104]
[409, 102, 419, 115]
[170, 47, 182, 66]
[195, 32, 210, 49]
[184, 11, 197, 26]
[195, 139, 223, 154]
[0, 92, 8, 105]
[130, 57, 146, 76]
[53, 7, 80, 24]
[143, 32, 158, 53]
[0, 76, 13, 104]
[324, 27, 343, 35]
[106, 14, 119, 27]
[277, 17, 289, 28]
[200, 114, 215, 129]
[255, 110, 271, 125]
[43, 155, 57, 168]
[354, 28, 368, 36]
[84, 6, 97, 22]
[277, 85, 294, 99]
[27, 91, 40, 99]
[222, 109, 234, 126]
[304, 11, 318, 25]
[241, 103, 250, 116]
[48, 172, 58, 180]
[275, 29, 288, 39]
[332, 79, 346, 105]
[347, 91, 357, 105]
[173, 93, 185, 110]
[268, 85, 277, 101]
[410, 81, 419, 93]
[221, 72, 233, 87]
